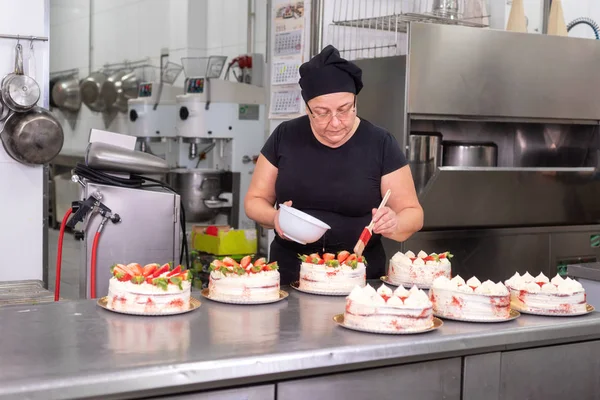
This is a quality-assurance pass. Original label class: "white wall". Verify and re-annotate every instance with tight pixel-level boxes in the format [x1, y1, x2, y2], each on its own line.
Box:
[560, 0, 600, 39]
[50, 0, 268, 155]
[0, 0, 48, 281]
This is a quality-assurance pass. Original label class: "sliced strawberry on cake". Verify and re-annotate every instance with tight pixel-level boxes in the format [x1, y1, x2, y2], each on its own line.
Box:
[388, 249, 453, 288]
[298, 250, 367, 295]
[107, 261, 192, 314]
[208, 256, 281, 302]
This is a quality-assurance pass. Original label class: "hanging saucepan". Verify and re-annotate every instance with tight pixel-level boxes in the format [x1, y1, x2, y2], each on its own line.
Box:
[52, 75, 82, 112]
[100, 70, 128, 112]
[49, 76, 61, 108]
[1, 43, 40, 112]
[0, 107, 64, 165]
[80, 71, 107, 112]
[113, 70, 139, 112]
[0, 99, 10, 122]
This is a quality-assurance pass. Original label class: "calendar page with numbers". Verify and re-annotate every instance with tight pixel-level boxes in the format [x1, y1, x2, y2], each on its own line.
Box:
[270, 87, 302, 115]
[269, 0, 308, 119]
[274, 30, 303, 57]
[272, 59, 301, 85]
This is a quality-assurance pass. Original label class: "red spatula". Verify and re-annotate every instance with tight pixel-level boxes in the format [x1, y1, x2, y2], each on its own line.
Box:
[353, 189, 391, 257]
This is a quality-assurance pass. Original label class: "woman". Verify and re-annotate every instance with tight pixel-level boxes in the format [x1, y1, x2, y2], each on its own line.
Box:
[245, 45, 423, 285]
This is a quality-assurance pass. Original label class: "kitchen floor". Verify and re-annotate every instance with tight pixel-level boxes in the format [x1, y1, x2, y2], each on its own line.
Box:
[47, 228, 80, 300]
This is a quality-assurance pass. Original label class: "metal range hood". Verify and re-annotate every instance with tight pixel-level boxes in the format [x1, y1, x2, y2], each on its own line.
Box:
[354, 23, 600, 231]
[406, 22, 600, 123]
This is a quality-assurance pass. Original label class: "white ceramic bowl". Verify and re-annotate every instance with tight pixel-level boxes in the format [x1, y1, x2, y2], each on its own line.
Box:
[278, 204, 331, 245]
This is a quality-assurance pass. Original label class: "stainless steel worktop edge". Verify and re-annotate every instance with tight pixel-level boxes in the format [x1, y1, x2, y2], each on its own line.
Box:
[1, 292, 600, 400]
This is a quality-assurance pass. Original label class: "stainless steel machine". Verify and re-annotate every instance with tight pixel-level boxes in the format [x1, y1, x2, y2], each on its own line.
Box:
[354, 23, 600, 282]
[169, 56, 267, 228]
[77, 182, 181, 298]
[127, 81, 182, 162]
[53, 131, 183, 299]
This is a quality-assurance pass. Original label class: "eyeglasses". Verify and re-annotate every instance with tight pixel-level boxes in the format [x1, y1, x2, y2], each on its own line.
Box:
[307, 98, 356, 124]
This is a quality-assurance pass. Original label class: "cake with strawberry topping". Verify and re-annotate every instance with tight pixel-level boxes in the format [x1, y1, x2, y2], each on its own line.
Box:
[343, 283, 434, 332]
[298, 251, 366, 294]
[504, 272, 587, 314]
[107, 262, 192, 314]
[429, 275, 511, 321]
[208, 256, 280, 302]
[388, 250, 452, 288]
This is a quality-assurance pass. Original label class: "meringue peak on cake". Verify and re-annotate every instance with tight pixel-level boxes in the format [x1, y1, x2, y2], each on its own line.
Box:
[347, 283, 432, 308]
[432, 275, 508, 296]
[504, 272, 584, 295]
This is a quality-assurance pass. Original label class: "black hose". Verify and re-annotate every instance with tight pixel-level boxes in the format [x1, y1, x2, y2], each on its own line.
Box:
[567, 17, 600, 39]
[73, 163, 190, 268]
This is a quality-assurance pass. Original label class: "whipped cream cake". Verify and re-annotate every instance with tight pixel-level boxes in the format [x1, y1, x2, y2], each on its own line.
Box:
[388, 250, 452, 287]
[298, 251, 366, 294]
[208, 256, 280, 302]
[344, 283, 434, 333]
[429, 275, 511, 321]
[505, 272, 587, 314]
[107, 262, 192, 313]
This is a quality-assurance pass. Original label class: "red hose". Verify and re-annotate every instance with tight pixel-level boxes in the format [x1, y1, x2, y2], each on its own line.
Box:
[55, 208, 73, 301]
[90, 231, 101, 299]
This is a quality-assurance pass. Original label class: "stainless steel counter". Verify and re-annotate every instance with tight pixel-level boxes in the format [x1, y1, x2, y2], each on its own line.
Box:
[1, 283, 599, 400]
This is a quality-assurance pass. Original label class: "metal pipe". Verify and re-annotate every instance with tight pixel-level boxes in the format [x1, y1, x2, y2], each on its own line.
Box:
[0, 34, 48, 41]
[265, 0, 271, 63]
[309, 0, 324, 57]
[42, 0, 50, 290]
[542, 0, 551, 34]
[247, 0, 255, 54]
[89, 0, 93, 72]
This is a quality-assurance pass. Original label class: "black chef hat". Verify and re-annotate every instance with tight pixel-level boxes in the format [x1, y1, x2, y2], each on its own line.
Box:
[299, 45, 363, 103]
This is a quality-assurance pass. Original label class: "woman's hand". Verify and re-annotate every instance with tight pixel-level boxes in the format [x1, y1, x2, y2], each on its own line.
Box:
[371, 206, 398, 236]
[274, 200, 293, 239]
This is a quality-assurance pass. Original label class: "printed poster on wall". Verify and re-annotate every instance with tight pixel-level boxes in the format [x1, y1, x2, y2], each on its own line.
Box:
[269, 0, 306, 119]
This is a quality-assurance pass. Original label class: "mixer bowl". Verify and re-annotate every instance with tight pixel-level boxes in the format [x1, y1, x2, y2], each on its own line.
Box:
[278, 204, 330, 245]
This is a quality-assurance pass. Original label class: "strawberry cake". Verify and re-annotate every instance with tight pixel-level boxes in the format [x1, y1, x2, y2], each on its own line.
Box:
[504, 272, 587, 314]
[208, 256, 280, 302]
[107, 262, 192, 314]
[343, 283, 434, 333]
[429, 275, 511, 321]
[298, 251, 366, 294]
[388, 250, 452, 288]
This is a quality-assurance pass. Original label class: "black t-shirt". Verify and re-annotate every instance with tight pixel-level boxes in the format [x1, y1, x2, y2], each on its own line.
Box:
[261, 115, 407, 258]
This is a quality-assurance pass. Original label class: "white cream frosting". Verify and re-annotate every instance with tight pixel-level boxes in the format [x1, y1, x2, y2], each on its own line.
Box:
[535, 272, 549, 284]
[299, 261, 366, 294]
[505, 272, 587, 314]
[413, 258, 425, 266]
[521, 272, 534, 282]
[388, 250, 452, 288]
[387, 296, 404, 307]
[466, 277, 481, 288]
[393, 285, 410, 298]
[404, 289, 430, 307]
[505, 272, 584, 295]
[209, 270, 280, 301]
[107, 278, 191, 313]
[430, 275, 511, 320]
[474, 280, 496, 294]
[347, 283, 432, 309]
[377, 284, 393, 298]
[541, 283, 558, 293]
[451, 276, 465, 286]
[551, 275, 565, 286]
[363, 283, 377, 297]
